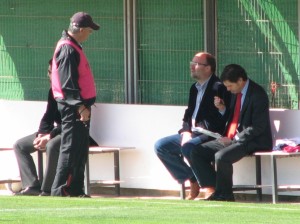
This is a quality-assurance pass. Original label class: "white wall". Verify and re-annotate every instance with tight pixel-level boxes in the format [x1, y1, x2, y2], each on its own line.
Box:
[1, 101, 300, 196]
[90, 105, 300, 195]
[0, 100, 47, 180]
[89, 103, 186, 190]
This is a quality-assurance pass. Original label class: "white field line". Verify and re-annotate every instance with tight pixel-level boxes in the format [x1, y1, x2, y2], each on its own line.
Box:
[143, 201, 300, 211]
[0, 198, 299, 212]
[0, 207, 118, 213]
[0, 204, 298, 213]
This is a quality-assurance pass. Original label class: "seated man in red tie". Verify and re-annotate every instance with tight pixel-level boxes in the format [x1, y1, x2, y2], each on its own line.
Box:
[190, 64, 273, 201]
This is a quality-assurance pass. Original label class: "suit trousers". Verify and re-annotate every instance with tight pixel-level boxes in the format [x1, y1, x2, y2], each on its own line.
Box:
[14, 133, 61, 192]
[191, 139, 248, 194]
[51, 103, 89, 196]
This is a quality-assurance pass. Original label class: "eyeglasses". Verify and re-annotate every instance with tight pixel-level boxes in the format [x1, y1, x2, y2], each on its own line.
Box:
[190, 61, 208, 67]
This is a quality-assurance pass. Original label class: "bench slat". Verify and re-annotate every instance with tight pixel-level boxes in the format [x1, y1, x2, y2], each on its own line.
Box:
[233, 184, 272, 190]
[89, 146, 133, 154]
[0, 179, 20, 184]
[90, 180, 123, 185]
[253, 151, 300, 157]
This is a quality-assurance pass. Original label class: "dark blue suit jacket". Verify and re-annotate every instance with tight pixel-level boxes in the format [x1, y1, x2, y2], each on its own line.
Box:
[226, 79, 273, 152]
[179, 74, 231, 137]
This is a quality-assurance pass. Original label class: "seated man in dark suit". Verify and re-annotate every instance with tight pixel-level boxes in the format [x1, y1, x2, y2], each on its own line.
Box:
[191, 64, 272, 201]
[154, 52, 231, 200]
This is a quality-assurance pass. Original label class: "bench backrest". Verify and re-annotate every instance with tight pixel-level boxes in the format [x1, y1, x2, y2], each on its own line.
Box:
[269, 109, 300, 144]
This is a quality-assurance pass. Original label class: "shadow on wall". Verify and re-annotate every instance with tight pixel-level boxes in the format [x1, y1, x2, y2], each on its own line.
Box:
[0, 35, 23, 100]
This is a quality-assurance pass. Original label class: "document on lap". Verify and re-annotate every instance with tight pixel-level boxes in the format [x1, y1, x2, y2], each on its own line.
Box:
[192, 127, 222, 139]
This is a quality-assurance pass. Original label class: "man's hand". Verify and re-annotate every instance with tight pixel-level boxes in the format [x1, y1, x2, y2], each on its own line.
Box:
[217, 137, 232, 147]
[33, 134, 51, 150]
[78, 105, 91, 122]
[214, 96, 226, 112]
[181, 132, 192, 146]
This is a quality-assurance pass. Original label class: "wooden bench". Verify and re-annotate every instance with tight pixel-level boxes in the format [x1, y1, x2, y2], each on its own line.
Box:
[233, 151, 300, 204]
[181, 151, 300, 204]
[1, 146, 134, 196]
[84, 146, 134, 196]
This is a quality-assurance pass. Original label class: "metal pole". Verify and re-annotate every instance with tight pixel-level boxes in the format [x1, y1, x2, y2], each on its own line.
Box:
[124, 0, 138, 104]
[203, 0, 216, 56]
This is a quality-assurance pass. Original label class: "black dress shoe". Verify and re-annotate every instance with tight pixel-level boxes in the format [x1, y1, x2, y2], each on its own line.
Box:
[205, 192, 235, 202]
[39, 191, 51, 196]
[14, 187, 41, 196]
[75, 194, 91, 198]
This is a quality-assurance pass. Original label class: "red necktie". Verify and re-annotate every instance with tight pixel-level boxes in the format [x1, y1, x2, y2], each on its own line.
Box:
[227, 93, 242, 138]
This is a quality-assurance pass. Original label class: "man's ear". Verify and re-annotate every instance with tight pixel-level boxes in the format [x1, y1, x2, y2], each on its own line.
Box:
[237, 77, 243, 83]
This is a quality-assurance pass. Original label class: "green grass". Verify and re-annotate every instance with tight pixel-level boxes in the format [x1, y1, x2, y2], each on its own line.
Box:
[0, 196, 299, 223]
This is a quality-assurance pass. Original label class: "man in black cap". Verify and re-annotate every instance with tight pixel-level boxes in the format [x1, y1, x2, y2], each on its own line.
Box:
[51, 12, 99, 197]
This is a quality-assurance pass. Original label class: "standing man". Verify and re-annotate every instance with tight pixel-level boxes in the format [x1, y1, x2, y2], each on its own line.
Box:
[14, 59, 98, 196]
[51, 12, 100, 197]
[154, 52, 231, 200]
[191, 64, 272, 201]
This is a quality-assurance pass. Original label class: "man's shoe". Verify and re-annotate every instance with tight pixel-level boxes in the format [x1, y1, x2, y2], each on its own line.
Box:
[39, 191, 50, 196]
[77, 194, 91, 198]
[186, 181, 200, 200]
[14, 187, 41, 196]
[205, 192, 235, 202]
[198, 187, 215, 200]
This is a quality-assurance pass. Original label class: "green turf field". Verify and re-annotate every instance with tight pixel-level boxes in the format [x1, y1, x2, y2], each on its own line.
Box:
[0, 196, 299, 223]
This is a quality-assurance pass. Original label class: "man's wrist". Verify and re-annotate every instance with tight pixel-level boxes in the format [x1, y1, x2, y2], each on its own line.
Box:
[45, 134, 51, 141]
[219, 107, 226, 115]
[78, 105, 86, 114]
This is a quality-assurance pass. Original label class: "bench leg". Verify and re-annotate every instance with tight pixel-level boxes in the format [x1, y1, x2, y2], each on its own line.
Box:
[37, 151, 44, 184]
[271, 155, 278, 204]
[255, 156, 262, 202]
[85, 155, 91, 195]
[113, 151, 120, 196]
[180, 183, 186, 200]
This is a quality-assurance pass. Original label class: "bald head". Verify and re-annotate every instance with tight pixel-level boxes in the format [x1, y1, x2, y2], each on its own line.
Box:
[190, 52, 216, 83]
[194, 52, 216, 73]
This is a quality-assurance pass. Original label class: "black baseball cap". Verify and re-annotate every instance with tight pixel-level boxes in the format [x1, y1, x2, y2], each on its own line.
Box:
[70, 12, 100, 30]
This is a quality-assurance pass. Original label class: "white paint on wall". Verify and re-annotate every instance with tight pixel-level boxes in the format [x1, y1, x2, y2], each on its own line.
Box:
[1, 101, 300, 195]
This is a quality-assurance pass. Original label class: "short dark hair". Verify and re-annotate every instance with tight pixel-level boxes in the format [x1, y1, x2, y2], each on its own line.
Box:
[220, 64, 248, 82]
[205, 53, 216, 73]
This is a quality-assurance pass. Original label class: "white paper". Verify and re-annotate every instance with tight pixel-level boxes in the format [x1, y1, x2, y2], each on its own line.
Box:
[192, 127, 222, 139]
